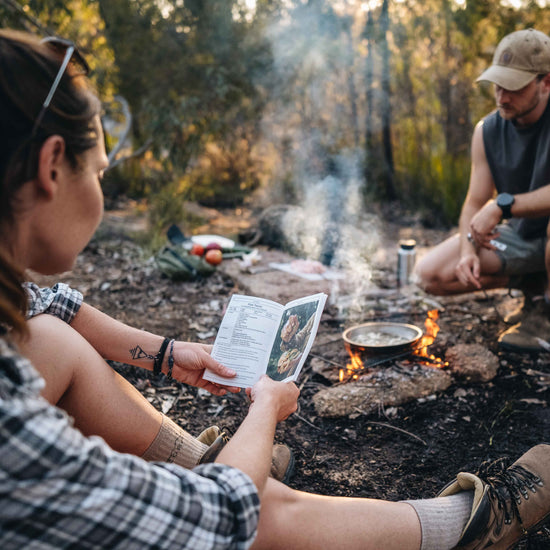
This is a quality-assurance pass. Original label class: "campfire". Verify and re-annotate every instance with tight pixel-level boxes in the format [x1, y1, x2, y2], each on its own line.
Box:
[339, 310, 448, 382]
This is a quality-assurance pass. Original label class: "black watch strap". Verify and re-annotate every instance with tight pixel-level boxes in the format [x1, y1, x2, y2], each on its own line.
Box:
[496, 193, 515, 219]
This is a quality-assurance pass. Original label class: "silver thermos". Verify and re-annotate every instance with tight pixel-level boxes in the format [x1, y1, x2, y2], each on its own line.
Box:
[397, 239, 416, 287]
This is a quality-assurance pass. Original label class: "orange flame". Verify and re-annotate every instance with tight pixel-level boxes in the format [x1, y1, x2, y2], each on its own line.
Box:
[339, 350, 363, 382]
[417, 309, 439, 356]
[414, 309, 448, 367]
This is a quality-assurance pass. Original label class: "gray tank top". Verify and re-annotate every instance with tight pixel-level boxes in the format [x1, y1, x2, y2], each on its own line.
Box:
[482, 99, 550, 239]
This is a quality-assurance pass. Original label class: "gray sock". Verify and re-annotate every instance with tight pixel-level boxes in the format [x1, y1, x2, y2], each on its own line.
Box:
[404, 491, 474, 550]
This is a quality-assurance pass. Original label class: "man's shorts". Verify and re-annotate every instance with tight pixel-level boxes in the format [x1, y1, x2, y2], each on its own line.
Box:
[492, 223, 546, 276]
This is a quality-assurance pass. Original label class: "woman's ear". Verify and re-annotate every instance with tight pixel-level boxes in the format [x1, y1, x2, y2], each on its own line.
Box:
[35, 135, 66, 199]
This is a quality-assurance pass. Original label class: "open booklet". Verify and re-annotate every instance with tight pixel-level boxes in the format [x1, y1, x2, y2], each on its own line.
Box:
[203, 292, 327, 388]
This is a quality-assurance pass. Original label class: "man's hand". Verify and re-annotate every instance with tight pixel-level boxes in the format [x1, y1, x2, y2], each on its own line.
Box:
[469, 200, 502, 249]
[170, 342, 241, 395]
[246, 375, 299, 422]
[455, 252, 482, 289]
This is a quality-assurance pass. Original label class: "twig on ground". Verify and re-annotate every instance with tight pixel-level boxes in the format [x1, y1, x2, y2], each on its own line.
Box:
[298, 373, 310, 391]
[354, 413, 427, 446]
[309, 352, 347, 370]
[294, 413, 321, 431]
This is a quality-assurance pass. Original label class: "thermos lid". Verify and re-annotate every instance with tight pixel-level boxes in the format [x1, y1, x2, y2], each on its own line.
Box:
[399, 239, 416, 250]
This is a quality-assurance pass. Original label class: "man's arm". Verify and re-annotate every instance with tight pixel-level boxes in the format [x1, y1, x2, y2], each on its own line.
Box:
[471, 185, 550, 250]
[511, 186, 550, 218]
[454, 121, 497, 287]
[470, 119, 550, 246]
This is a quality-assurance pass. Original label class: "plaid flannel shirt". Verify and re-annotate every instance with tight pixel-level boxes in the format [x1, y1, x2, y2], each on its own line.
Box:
[24, 282, 83, 322]
[0, 285, 260, 548]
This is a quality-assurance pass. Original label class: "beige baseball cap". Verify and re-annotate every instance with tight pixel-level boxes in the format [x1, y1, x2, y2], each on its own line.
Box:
[477, 29, 550, 91]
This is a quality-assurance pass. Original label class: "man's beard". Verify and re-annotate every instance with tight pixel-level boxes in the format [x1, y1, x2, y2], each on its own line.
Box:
[500, 92, 541, 125]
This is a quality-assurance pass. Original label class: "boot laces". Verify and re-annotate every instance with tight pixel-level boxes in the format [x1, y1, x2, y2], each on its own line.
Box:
[219, 426, 232, 444]
[477, 457, 543, 532]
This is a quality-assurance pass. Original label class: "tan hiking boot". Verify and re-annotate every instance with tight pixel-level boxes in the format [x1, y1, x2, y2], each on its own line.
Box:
[498, 299, 550, 353]
[198, 427, 295, 483]
[270, 444, 295, 484]
[197, 426, 231, 464]
[197, 425, 224, 446]
[438, 444, 550, 549]
[503, 299, 532, 325]
[505, 273, 547, 324]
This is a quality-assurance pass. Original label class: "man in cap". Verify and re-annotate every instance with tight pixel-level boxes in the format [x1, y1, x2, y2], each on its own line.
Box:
[415, 28, 550, 352]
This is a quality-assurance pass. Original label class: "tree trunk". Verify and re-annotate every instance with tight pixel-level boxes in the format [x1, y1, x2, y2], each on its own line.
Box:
[364, 8, 375, 185]
[380, 0, 397, 200]
[344, 19, 360, 149]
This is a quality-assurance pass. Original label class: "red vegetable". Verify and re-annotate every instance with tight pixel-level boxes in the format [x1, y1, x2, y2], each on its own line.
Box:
[205, 249, 223, 265]
[190, 243, 205, 256]
[205, 242, 223, 251]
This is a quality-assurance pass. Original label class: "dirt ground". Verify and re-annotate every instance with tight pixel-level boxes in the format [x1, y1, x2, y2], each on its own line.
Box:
[37, 201, 550, 545]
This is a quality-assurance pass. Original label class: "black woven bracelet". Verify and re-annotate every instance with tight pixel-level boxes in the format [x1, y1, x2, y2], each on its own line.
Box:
[153, 337, 170, 376]
[167, 339, 175, 379]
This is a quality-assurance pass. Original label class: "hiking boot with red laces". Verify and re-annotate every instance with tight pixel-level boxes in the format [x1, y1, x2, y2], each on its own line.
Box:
[438, 444, 550, 549]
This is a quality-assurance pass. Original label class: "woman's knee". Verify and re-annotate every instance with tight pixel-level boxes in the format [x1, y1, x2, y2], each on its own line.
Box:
[19, 314, 100, 404]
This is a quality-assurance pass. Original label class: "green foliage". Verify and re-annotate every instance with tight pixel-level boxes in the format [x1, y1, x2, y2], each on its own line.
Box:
[98, 0, 273, 205]
[179, 140, 263, 207]
[144, 178, 207, 250]
[1, 0, 118, 99]
[147, 180, 186, 239]
[5, 0, 550, 227]
[394, 117, 470, 224]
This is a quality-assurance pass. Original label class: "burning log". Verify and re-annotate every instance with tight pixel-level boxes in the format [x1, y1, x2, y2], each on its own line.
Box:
[313, 365, 452, 418]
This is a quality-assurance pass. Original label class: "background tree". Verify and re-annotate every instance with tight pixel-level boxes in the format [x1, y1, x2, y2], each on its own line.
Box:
[2, 0, 549, 236]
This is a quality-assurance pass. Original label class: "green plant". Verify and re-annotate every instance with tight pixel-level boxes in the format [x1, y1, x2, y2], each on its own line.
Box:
[146, 181, 206, 250]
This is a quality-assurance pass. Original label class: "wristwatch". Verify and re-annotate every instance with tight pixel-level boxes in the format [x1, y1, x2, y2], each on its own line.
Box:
[496, 193, 515, 219]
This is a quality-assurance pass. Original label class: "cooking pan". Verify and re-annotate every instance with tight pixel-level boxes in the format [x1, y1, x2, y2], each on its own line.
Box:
[343, 322, 423, 358]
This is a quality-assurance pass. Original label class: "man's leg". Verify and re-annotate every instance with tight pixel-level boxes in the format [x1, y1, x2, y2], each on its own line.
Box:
[18, 314, 208, 466]
[414, 234, 507, 295]
[497, 224, 550, 351]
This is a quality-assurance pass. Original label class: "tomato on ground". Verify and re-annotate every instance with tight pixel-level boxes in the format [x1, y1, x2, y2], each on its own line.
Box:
[205, 249, 223, 265]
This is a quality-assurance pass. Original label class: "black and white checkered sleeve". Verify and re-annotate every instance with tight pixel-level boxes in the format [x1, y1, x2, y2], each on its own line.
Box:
[24, 282, 83, 323]
[0, 349, 260, 550]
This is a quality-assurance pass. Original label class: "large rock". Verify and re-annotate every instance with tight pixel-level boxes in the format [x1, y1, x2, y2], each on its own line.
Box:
[256, 204, 342, 262]
[313, 365, 452, 417]
[445, 343, 499, 383]
[255, 204, 381, 267]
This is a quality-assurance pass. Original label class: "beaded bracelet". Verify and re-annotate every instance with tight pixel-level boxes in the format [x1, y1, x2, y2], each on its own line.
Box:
[167, 339, 175, 379]
[153, 337, 170, 376]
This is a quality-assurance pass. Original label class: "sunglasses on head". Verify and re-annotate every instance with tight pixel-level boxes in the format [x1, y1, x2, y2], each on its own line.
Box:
[30, 36, 90, 139]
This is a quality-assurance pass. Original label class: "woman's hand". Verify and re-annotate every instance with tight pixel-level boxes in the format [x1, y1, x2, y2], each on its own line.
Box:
[170, 342, 241, 395]
[246, 375, 299, 422]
